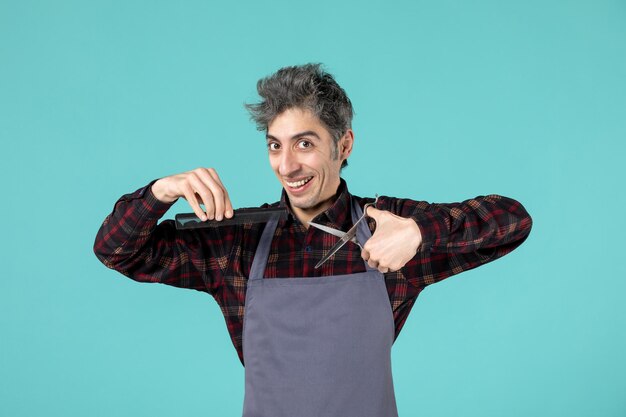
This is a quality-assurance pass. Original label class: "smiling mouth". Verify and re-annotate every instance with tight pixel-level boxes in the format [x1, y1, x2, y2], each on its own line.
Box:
[285, 176, 313, 188]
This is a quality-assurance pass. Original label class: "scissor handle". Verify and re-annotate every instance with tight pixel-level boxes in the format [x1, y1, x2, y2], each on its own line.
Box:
[362, 193, 379, 218]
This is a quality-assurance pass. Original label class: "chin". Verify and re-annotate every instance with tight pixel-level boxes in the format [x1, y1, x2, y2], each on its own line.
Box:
[290, 192, 320, 209]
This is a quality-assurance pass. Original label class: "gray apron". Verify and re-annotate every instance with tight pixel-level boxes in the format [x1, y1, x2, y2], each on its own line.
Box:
[242, 196, 399, 417]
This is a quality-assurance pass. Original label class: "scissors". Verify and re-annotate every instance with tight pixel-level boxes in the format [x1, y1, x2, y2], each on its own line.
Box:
[308, 194, 379, 269]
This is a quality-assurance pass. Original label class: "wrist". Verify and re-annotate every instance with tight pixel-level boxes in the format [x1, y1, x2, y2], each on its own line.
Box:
[405, 217, 423, 251]
[151, 179, 178, 204]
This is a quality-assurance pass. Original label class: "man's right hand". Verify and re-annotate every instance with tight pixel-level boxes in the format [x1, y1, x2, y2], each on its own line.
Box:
[151, 168, 234, 222]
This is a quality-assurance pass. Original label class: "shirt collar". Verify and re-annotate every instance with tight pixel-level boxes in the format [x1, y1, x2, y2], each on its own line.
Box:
[279, 177, 352, 229]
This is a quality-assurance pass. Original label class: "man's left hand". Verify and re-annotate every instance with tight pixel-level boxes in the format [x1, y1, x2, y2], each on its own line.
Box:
[361, 207, 422, 273]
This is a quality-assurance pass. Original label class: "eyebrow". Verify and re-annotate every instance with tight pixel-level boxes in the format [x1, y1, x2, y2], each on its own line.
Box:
[266, 130, 321, 142]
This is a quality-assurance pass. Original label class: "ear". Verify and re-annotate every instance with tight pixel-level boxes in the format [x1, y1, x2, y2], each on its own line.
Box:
[339, 129, 354, 160]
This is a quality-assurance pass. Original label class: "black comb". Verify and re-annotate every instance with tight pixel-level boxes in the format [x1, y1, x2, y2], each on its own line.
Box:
[175, 207, 288, 230]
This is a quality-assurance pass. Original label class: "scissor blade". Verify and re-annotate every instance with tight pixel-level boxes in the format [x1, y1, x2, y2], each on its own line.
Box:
[307, 221, 347, 238]
[314, 224, 359, 269]
[308, 221, 361, 252]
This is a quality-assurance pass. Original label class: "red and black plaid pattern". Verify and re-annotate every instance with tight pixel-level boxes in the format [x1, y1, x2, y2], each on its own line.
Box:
[94, 178, 532, 365]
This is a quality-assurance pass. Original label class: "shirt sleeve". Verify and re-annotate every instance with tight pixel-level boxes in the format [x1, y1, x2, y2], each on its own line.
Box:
[375, 194, 533, 290]
[92, 178, 232, 295]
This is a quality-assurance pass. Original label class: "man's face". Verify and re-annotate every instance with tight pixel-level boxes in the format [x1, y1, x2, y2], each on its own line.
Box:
[266, 107, 353, 220]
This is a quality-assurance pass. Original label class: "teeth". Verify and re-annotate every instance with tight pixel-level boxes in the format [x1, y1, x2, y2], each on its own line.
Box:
[286, 177, 312, 188]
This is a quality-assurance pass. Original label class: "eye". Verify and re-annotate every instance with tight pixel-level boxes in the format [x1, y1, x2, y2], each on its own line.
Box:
[297, 140, 312, 149]
[267, 142, 280, 151]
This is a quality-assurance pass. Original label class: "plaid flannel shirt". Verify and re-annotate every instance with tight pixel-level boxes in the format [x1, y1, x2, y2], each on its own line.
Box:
[94, 177, 532, 364]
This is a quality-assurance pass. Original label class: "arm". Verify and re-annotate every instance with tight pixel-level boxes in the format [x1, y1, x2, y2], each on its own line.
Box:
[92, 178, 233, 295]
[363, 194, 533, 289]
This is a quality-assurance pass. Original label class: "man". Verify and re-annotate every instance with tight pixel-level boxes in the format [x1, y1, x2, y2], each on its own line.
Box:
[93, 63, 532, 417]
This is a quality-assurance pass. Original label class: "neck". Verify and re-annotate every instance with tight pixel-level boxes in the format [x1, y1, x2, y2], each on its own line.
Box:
[291, 201, 332, 228]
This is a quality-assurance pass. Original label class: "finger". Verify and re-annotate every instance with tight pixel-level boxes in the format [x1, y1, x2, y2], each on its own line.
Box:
[197, 168, 227, 220]
[182, 183, 207, 221]
[188, 174, 215, 220]
[206, 168, 233, 219]
[195, 169, 224, 220]
[209, 169, 233, 217]
[361, 248, 370, 261]
[367, 258, 379, 269]
[378, 266, 389, 273]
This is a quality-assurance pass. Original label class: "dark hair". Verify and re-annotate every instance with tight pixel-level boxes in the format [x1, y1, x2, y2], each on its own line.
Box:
[244, 63, 354, 170]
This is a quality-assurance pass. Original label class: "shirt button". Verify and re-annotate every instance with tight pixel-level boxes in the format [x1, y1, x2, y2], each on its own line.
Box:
[305, 246, 312, 253]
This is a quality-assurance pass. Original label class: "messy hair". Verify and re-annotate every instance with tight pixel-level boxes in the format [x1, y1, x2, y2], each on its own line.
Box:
[244, 63, 354, 170]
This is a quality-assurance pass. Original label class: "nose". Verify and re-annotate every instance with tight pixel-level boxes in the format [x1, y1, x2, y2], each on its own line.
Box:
[278, 147, 301, 176]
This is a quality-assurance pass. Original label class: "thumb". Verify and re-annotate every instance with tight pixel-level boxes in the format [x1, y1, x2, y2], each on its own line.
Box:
[365, 205, 384, 219]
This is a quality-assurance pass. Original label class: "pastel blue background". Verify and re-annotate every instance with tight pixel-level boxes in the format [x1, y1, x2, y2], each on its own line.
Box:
[1, 0, 624, 416]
